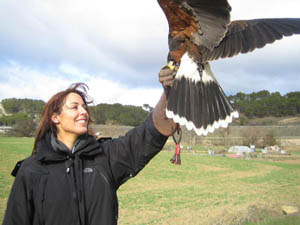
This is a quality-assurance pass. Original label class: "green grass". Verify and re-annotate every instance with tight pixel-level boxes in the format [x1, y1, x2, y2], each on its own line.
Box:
[118, 152, 300, 224]
[244, 214, 300, 225]
[0, 137, 34, 221]
[1, 137, 300, 224]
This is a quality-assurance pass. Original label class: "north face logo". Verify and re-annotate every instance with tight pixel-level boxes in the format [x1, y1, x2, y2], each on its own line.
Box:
[83, 168, 93, 173]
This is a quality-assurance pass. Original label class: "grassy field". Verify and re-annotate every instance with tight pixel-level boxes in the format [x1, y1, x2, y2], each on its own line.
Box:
[1, 137, 300, 224]
[0, 137, 34, 222]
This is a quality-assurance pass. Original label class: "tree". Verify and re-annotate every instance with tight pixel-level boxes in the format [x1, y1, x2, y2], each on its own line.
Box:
[1, 98, 44, 114]
[7, 117, 37, 137]
[91, 103, 148, 126]
[286, 92, 300, 114]
[229, 90, 300, 119]
[255, 90, 270, 100]
[241, 128, 262, 147]
[262, 131, 277, 147]
[143, 104, 154, 112]
[0, 113, 27, 126]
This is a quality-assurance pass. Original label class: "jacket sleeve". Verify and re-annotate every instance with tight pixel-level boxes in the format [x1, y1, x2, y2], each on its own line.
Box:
[103, 113, 169, 187]
[3, 168, 33, 225]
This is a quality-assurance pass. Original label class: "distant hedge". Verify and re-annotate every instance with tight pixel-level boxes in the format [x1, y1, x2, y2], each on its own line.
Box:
[229, 91, 300, 118]
[1, 98, 45, 114]
[2, 90, 299, 127]
[1, 98, 149, 127]
[90, 103, 149, 127]
[0, 113, 28, 126]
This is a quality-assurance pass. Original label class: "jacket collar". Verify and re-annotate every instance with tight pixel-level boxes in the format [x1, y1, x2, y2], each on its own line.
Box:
[36, 132, 102, 162]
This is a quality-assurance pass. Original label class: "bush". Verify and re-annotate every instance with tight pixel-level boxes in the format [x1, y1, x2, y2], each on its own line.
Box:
[242, 128, 262, 147]
[0, 113, 27, 126]
[262, 132, 277, 147]
[7, 118, 37, 137]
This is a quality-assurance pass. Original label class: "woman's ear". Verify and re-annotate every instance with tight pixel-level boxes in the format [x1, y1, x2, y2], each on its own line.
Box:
[51, 113, 60, 124]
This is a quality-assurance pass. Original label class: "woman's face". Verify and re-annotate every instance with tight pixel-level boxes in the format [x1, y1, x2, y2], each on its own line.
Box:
[52, 92, 89, 140]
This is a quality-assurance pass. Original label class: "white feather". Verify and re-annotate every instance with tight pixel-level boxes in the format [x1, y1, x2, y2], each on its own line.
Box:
[168, 52, 239, 136]
[166, 109, 239, 136]
[176, 53, 215, 83]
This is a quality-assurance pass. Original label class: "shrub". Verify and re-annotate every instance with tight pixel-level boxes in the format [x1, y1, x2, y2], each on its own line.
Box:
[7, 117, 37, 137]
[242, 128, 262, 147]
[262, 131, 277, 147]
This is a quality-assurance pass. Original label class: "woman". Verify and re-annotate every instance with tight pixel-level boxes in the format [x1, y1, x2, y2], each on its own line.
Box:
[3, 67, 177, 225]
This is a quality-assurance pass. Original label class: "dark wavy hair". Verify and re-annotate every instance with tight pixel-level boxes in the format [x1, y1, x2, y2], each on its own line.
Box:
[32, 83, 94, 154]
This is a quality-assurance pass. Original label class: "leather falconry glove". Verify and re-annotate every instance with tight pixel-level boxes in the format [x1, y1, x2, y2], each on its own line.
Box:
[152, 66, 178, 137]
[158, 65, 177, 97]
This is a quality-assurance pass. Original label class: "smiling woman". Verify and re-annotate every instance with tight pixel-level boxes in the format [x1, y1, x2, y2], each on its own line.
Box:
[32, 83, 94, 153]
[3, 73, 178, 225]
[51, 92, 90, 150]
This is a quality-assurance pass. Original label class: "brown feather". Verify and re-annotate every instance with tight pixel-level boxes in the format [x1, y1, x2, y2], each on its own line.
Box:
[159, 0, 300, 136]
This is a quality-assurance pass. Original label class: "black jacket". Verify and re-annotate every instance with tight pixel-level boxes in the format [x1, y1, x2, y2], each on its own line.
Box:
[3, 115, 168, 225]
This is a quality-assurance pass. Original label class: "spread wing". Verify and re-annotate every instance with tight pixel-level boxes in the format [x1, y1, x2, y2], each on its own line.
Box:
[158, 0, 300, 136]
[158, 0, 232, 62]
[202, 18, 300, 61]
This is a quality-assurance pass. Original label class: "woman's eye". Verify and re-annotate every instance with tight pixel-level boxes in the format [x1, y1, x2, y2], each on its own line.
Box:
[66, 104, 87, 111]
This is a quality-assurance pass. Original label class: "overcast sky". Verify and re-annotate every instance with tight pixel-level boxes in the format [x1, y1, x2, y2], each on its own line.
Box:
[0, 0, 299, 107]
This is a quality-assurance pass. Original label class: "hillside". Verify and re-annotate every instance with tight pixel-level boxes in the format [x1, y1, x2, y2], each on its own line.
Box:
[0, 98, 149, 127]
[1, 94, 299, 127]
[234, 115, 300, 126]
[0, 103, 10, 117]
[278, 117, 300, 125]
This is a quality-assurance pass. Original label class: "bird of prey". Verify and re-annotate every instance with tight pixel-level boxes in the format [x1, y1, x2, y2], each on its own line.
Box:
[158, 0, 300, 136]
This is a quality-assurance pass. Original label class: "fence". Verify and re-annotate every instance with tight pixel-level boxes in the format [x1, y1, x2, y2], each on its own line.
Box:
[91, 124, 300, 147]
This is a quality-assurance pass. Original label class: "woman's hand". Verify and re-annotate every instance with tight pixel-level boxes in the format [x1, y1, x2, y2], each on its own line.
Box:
[152, 65, 178, 136]
[158, 66, 176, 89]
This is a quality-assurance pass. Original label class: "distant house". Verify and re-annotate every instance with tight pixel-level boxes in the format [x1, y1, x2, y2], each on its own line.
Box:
[0, 126, 12, 134]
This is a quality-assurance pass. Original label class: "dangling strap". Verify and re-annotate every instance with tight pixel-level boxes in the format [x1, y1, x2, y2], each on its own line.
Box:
[170, 127, 182, 165]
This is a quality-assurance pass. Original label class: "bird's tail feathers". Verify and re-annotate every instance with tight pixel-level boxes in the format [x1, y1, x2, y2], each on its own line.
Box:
[166, 53, 239, 136]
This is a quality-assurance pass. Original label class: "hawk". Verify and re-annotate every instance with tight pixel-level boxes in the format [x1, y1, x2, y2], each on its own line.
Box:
[158, 0, 300, 135]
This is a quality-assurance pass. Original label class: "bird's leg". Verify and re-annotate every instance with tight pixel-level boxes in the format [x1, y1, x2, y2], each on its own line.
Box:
[197, 63, 204, 81]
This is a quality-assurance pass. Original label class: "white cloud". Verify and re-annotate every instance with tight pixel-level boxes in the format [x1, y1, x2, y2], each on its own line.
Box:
[0, 0, 299, 106]
[0, 62, 72, 101]
[230, 0, 300, 19]
[0, 0, 168, 85]
[0, 61, 162, 107]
